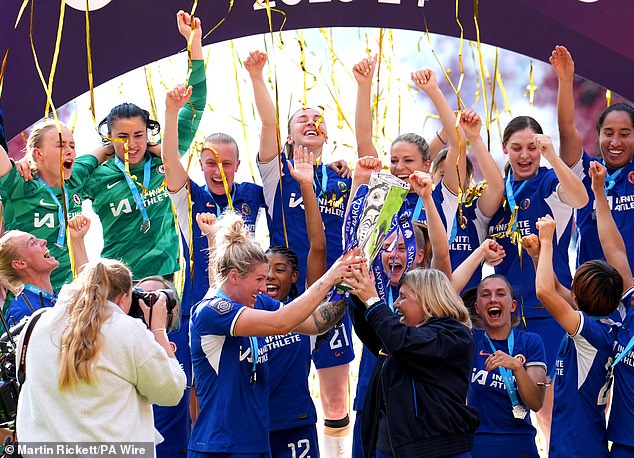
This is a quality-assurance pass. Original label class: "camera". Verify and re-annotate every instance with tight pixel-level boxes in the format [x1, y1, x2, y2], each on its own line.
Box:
[128, 287, 177, 326]
[0, 321, 25, 427]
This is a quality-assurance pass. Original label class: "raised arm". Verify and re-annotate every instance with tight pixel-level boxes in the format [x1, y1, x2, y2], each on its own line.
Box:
[245, 51, 279, 163]
[345, 155, 383, 219]
[176, 10, 206, 155]
[196, 212, 219, 285]
[550, 45, 582, 167]
[353, 55, 379, 158]
[288, 146, 326, 286]
[460, 109, 504, 217]
[535, 134, 588, 208]
[163, 84, 193, 192]
[535, 215, 580, 335]
[522, 234, 574, 308]
[590, 161, 633, 291]
[410, 171, 451, 277]
[234, 252, 362, 336]
[411, 69, 464, 194]
[450, 239, 505, 293]
[68, 214, 91, 271]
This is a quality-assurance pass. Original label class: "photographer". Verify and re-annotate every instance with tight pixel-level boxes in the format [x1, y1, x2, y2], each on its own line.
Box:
[15, 259, 186, 446]
[135, 276, 190, 457]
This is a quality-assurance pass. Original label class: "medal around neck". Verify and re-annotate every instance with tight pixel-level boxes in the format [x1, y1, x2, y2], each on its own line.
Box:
[139, 220, 151, 233]
[341, 172, 410, 289]
[512, 404, 528, 420]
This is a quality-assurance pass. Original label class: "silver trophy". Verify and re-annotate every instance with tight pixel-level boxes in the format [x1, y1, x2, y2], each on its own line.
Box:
[349, 171, 410, 265]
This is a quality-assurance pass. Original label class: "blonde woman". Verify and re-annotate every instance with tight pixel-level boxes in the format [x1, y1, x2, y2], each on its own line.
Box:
[348, 267, 479, 458]
[0, 125, 109, 290]
[16, 259, 186, 445]
[0, 215, 90, 328]
[188, 212, 361, 457]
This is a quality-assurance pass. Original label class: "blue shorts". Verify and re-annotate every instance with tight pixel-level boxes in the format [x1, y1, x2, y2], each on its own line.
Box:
[311, 311, 355, 369]
[473, 432, 538, 458]
[270, 424, 319, 458]
[156, 317, 193, 457]
[523, 316, 565, 372]
[611, 443, 634, 458]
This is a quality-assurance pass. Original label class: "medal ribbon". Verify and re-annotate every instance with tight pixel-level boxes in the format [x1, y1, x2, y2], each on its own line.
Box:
[204, 184, 237, 217]
[313, 161, 329, 200]
[114, 155, 152, 228]
[37, 177, 69, 248]
[22, 284, 56, 303]
[602, 160, 623, 191]
[611, 334, 634, 369]
[483, 330, 522, 409]
[412, 196, 424, 222]
[504, 172, 528, 237]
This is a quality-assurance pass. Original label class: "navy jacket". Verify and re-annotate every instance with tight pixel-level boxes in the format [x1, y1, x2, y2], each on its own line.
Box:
[350, 297, 479, 458]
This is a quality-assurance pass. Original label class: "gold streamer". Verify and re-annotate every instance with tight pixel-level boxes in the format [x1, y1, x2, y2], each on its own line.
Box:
[229, 40, 256, 184]
[422, 16, 466, 109]
[606, 90, 612, 107]
[84, 0, 96, 129]
[379, 30, 394, 139]
[15, 0, 30, 28]
[0, 50, 8, 100]
[208, 145, 234, 212]
[44, 0, 67, 118]
[374, 29, 384, 140]
[27, 1, 76, 276]
[473, 0, 491, 145]
[525, 61, 538, 106]
[495, 68, 512, 118]
[104, 137, 150, 194]
[186, 0, 200, 83]
[254, 0, 287, 41]
[202, 0, 235, 41]
[261, 0, 287, 247]
[143, 65, 160, 135]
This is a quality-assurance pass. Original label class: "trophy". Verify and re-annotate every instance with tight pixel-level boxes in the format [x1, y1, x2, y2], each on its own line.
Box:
[344, 172, 411, 268]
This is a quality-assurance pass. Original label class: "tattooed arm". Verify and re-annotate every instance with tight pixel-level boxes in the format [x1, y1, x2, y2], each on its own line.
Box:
[294, 298, 348, 335]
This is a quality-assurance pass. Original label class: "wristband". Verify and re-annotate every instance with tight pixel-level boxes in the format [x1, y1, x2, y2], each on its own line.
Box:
[151, 327, 166, 334]
[364, 296, 382, 309]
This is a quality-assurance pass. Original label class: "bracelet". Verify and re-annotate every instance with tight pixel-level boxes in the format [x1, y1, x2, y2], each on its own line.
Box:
[151, 328, 166, 334]
[436, 131, 447, 146]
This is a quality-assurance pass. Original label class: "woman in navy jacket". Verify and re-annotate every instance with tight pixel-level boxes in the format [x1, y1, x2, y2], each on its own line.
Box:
[348, 266, 479, 458]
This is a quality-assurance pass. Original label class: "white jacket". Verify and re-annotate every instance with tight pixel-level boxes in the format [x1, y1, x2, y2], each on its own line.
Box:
[16, 287, 186, 445]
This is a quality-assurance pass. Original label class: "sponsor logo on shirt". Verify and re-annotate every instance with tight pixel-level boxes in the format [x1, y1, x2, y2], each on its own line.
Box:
[110, 198, 132, 217]
[34, 212, 55, 228]
[72, 193, 82, 206]
[38, 199, 58, 208]
[157, 165, 166, 175]
[106, 180, 122, 190]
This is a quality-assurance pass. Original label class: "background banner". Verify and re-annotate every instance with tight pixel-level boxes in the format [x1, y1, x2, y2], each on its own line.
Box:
[1, 0, 631, 138]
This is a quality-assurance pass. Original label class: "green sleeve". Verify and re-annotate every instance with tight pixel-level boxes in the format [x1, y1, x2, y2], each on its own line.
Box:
[68, 154, 99, 188]
[177, 59, 207, 156]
